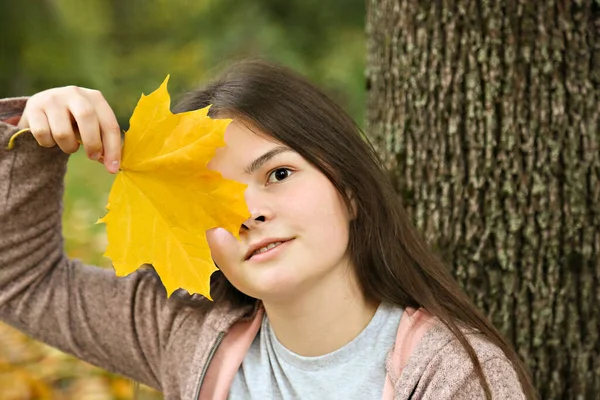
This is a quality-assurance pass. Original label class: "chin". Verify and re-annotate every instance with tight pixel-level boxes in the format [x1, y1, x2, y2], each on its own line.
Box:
[240, 274, 303, 302]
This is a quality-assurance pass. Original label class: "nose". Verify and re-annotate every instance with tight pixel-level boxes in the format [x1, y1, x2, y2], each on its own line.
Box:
[241, 214, 266, 231]
[240, 185, 271, 232]
[240, 183, 274, 233]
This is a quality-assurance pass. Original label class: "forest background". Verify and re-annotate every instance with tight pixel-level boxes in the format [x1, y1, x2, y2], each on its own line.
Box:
[0, 0, 364, 399]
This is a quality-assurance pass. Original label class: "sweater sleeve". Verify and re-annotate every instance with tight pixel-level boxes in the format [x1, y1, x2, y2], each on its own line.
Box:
[0, 98, 203, 391]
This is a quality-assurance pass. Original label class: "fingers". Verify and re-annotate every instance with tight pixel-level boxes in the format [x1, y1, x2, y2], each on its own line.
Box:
[83, 89, 121, 173]
[19, 86, 122, 174]
[23, 109, 57, 148]
[46, 104, 80, 153]
[68, 94, 100, 157]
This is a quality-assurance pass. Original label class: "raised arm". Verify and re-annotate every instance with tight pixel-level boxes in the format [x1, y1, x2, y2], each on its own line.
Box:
[0, 93, 206, 392]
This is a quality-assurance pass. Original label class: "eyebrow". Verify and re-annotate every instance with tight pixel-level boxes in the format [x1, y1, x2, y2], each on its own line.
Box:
[244, 145, 292, 175]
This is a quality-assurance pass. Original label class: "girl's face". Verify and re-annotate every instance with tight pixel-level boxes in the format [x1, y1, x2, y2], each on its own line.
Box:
[207, 120, 354, 302]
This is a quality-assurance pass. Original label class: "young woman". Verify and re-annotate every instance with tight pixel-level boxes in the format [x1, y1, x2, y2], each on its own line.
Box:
[0, 61, 536, 399]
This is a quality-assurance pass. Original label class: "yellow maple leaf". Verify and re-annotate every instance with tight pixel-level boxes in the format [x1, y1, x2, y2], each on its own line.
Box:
[98, 76, 249, 299]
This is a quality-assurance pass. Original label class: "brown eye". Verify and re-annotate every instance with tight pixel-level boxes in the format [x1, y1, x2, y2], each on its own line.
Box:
[267, 168, 292, 183]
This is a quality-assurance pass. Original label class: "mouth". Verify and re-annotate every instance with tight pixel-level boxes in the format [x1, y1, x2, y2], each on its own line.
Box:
[245, 238, 293, 261]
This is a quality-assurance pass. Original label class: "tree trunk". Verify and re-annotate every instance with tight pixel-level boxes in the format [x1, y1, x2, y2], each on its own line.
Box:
[366, 1, 599, 398]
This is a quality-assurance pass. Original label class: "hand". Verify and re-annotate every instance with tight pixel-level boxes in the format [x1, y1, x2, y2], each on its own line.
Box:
[18, 86, 122, 173]
[206, 227, 241, 268]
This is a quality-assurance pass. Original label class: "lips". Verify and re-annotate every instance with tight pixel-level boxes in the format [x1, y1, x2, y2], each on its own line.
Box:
[244, 238, 293, 260]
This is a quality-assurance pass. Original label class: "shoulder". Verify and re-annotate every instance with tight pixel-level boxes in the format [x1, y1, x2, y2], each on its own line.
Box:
[390, 311, 525, 399]
[160, 298, 258, 397]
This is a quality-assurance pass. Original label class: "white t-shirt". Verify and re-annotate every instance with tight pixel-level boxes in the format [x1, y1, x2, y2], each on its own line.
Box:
[228, 303, 403, 399]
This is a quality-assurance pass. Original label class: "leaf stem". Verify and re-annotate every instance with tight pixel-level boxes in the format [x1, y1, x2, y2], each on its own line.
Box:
[6, 128, 31, 150]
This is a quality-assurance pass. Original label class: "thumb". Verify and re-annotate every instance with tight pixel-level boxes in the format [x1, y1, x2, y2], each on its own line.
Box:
[206, 227, 239, 267]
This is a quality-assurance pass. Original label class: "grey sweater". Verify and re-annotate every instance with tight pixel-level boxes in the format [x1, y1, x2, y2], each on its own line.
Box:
[0, 98, 526, 399]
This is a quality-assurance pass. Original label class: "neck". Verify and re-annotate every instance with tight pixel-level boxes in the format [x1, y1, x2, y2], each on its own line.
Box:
[262, 267, 379, 357]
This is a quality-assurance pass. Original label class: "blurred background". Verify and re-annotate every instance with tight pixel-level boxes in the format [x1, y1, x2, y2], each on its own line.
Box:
[0, 0, 365, 398]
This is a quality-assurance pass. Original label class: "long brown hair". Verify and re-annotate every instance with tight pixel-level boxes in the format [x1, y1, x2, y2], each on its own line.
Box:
[173, 60, 536, 399]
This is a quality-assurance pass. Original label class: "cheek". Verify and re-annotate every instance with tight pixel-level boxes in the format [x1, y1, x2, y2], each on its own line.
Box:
[287, 178, 351, 251]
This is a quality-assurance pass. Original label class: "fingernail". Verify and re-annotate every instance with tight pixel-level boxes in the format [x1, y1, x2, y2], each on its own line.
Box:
[109, 160, 120, 174]
[90, 152, 100, 160]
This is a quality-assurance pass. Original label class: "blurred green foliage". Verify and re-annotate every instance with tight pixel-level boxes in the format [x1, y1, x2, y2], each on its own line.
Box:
[0, 0, 365, 125]
[0, 0, 365, 398]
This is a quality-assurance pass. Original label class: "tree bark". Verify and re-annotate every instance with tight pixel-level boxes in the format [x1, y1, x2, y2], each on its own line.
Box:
[366, 1, 599, 398]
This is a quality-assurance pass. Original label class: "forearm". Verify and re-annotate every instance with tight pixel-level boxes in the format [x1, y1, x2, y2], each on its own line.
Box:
[0, 100, 69, 307]
[0, 103, 169, 389]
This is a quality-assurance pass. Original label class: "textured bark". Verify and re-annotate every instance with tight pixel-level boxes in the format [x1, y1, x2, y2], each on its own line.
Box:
[366, 1, 599, 399]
